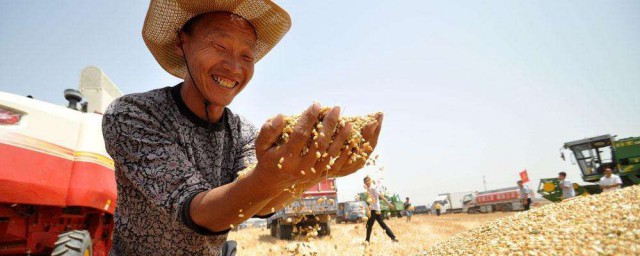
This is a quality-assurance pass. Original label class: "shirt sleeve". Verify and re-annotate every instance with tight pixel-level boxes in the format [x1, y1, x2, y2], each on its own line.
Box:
[616, 176, 623, 185]
[233, 116, 258, 175]
[103, 97, 210, 226]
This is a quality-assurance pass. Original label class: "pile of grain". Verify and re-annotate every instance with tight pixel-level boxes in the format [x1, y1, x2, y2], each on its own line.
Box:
[420, 185, 640, 256]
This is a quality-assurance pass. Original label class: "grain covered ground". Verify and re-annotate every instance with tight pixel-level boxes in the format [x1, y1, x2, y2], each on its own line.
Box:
[228, 212, 513, 256]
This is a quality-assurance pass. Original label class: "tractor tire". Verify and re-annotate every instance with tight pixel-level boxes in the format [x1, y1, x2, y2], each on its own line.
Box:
[270, 222, 277, 237]
[276, 223, 293, 240]
[221, 240, 237, 256]
[317, 223, 330, 236]
[501, 204, 512, 212]
[52, 230, 92, 256]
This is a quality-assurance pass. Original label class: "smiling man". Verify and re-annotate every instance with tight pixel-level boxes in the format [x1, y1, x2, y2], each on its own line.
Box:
[102, 1, 382, 255]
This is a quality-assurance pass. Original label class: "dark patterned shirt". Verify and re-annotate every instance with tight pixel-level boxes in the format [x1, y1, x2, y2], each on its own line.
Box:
[103, 84, 257, 255]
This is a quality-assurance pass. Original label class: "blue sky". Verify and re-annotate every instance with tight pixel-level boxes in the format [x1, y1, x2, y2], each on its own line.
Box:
[1, 1, 639, 205]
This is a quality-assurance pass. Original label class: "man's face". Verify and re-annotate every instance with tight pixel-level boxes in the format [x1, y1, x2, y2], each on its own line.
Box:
[558, 175, 565, 180]
[517, 182, 523, 188]
[179, 12, 256, 107]
[604, 168, 612, 177]
[364, 178, 371, 188]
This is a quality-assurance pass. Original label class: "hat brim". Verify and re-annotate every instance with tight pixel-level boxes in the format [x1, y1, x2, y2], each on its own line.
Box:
[142, 0, 291, 78]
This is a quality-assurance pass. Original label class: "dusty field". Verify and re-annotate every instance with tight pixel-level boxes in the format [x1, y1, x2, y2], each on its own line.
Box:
[228, 212, 513, 256]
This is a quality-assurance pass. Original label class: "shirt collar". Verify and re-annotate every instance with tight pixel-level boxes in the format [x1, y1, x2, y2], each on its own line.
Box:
[171, 83, 227, 131]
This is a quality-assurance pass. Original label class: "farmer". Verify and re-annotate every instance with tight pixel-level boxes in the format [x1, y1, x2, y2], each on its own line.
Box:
[517, 180, 532, 211]
[102, 1, 383, 255]
[599, 167, 622, 192]
[434, 201, 442, 216]
[558, 172, 576, 199]
[363, 176, 399, 243]
[404, 197, 412, 222]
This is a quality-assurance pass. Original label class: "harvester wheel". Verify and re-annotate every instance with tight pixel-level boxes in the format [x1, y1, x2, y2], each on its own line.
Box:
[52, 230, 92, 256]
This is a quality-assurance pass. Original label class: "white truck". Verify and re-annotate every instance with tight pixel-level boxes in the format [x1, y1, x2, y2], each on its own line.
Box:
[432, 191, 471, 214]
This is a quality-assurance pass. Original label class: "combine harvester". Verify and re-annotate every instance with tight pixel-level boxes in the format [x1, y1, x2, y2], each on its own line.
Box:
[538, 134, 640, 202]
[0, 67, 121, 256]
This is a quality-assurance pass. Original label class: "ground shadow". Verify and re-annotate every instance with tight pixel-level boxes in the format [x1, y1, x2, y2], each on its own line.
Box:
[258, 234, 279, 243]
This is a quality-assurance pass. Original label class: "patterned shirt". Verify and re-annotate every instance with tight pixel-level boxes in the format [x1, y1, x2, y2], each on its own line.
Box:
[103, 84, 258, 255]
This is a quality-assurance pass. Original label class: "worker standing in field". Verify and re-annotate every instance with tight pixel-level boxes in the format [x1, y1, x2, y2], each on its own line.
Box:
[558, 172, 575, 200]
[599, 167, 623, 192]
[363, 176, 399, 243]
[102, 1, 383, 255]
[404, 197, 412, 222]
[434, 201, 442, 216]
[517, 180, 532, 211]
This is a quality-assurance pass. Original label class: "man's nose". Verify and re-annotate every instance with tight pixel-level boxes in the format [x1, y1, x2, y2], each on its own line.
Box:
[222, 56, 242, 75]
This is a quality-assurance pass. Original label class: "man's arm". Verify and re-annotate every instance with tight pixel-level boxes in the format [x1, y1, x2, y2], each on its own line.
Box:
[254, 180, 321, 216]
[380, 194, 394, 209]
[189, 167, 286, 231]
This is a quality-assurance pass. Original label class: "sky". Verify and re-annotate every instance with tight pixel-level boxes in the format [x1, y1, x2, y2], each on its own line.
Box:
[1, 1, 639, 206]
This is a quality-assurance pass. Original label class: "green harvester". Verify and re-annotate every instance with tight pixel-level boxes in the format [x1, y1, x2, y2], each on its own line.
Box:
[538, 134, 640, 202]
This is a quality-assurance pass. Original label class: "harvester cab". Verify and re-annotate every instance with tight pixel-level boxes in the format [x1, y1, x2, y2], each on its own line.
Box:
[538, 134, 640, 202]
[564, 135, 616, 182]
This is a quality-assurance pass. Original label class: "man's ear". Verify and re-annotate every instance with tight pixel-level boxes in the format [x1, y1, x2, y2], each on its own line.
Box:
[173, 31, 186, 57]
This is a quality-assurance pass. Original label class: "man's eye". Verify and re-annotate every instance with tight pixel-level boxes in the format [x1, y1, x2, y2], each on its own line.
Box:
[243, 55, 255, 62]
[214, 43, 226, 50]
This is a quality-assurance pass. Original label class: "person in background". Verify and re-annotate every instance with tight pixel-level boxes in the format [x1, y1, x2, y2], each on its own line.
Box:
[434, 201, 442, 216]
[404, 197, 412, 222]
[599, 167, 623, 192]
[558, 172, 575, 200]
[363, 176, 399, 244]
[517, 180, 532, 211]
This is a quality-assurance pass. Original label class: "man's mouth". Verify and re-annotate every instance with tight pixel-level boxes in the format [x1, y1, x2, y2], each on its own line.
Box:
[212, 75, 238, 89]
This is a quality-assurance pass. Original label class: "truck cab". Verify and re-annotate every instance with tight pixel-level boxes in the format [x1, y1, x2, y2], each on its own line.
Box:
[336, 201, 368, 223]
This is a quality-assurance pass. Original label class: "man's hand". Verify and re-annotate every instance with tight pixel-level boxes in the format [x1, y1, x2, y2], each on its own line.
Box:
[252, 103, 352, 188]
[329, 113, 383, 177]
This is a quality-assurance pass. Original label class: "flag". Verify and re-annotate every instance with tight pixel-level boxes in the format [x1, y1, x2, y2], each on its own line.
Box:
[519, 169, 530, 183]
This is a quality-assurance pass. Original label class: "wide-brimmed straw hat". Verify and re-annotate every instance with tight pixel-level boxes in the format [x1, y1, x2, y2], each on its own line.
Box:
[142, 0, 291, 78]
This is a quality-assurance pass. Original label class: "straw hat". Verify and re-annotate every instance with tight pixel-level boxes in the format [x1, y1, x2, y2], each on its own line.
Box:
[142, 0, 292, 78]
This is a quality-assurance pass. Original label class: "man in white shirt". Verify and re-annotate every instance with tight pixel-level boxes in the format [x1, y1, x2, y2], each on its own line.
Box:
[599, 167, 623, 192]
[558, 172, 576, 199]
[517, 180, 532, 211]
[363, 176, 398, 243]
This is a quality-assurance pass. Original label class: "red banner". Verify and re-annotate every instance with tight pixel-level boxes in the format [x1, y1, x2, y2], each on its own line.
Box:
[519, 169, 529, 183]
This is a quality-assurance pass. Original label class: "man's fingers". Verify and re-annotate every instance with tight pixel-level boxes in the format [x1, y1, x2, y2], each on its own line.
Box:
[256, 115, 284, 153]
[328, 141, 355, 177]
[368, 113, 383, 148]
[314, 121, 351, 176]
[287, 103, 321, 155]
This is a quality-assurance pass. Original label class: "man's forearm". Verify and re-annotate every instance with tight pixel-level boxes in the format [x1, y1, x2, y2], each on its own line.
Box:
[256, 181, 319, 215]
[190, 167, 285, 232]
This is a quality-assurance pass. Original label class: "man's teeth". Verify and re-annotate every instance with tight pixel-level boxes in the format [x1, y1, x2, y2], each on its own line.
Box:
[213, 76, 236, 88]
